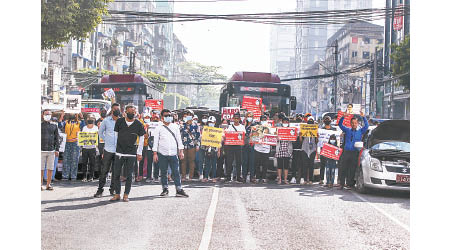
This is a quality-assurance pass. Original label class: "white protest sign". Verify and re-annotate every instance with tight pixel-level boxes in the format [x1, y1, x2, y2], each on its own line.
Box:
[344, 103, 361, 115]
[64, 95, 82, 113]
[318, 129, 342, 148]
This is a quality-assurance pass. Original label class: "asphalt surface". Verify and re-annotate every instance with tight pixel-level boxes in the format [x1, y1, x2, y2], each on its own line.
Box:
[41, 180, 410, 250]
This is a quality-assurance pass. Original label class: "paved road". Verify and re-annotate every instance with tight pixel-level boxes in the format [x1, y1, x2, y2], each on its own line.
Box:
[41, 180, 409, 250]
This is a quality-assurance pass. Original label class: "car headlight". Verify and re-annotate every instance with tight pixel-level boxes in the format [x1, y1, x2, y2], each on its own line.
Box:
[370, 158, 383, 172]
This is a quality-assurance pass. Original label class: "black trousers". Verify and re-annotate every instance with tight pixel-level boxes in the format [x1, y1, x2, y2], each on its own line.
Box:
[97, 150, 115, 193]
[216, 153, 225, 178]
[81, 148, 96, 179]
[96, 143, 105, 173]
[254, 151, 269, 180]
[292, 150, 303, 180]
[225, 145, 242, 179]
[319, 155, 327, 182]
[113, 155, 135, 195]
[340, 150, 359, 187]
[301, 151, 316, 182]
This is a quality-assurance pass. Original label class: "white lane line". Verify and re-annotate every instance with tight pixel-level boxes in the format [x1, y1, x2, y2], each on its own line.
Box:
[233, 189, 259, 250]
[351, 191, 410, 232]
[198, 186, 220, 250]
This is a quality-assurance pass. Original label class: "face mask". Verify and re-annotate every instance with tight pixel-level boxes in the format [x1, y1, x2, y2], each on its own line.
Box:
[113, 109, 121, 117]
[202, 119, 208, 123]
[193, 120, 198, 124]
[87, 120, 94, 125]
[282, 123, 289, 127]
[324, 120, 331, 125]
[186, 116, 192, 121]
[144, 119, 150, 123]
[126, 112, 135, 120]
[330, 140, 336, 144]
[208, 123, 215, 127]
[307, 120, 314, 124]
[43, 115, 51, 121]
[100, 113, 107, 118]
[164, 116, 173, 123]
[247, 117, 253, 122]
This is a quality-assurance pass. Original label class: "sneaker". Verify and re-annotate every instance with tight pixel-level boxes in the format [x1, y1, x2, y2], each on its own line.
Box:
[225, 177, 232, 183]
[153, 178, 160, 183]
[236, 177, 244, 183]
[299, 178, 305, 185]
[88, 178, 94, 182]
[319, 180, 324, 185]
[199, 174, 204, 181]
[145, 178, 152, 183]
[290, 177, 296, 184]
[82, 178, 88, 182]
[176, 189, 189, 198]
[94, 191, 103, 198]
[160, 188, 169, 197]
[262, 179, 268, 184]
[109, 189, 115, 196]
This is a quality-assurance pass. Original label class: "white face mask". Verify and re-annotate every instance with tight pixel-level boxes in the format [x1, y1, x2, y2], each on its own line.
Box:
[144, 119, 150, 123]
[164, 116, 173, 123]
[202, 119, 208, 123]
[282, 123, 289, 127]
[208, 123, 215, 127]
[247, 117, 253, 122]
[330, 140, 336, 144]
[43, 115, 51, 121]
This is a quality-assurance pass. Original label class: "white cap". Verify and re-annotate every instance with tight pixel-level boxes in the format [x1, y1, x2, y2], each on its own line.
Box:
[193, 115, 198, 119]
[308, 116, 314, 121]
[208, 116, 216, 123]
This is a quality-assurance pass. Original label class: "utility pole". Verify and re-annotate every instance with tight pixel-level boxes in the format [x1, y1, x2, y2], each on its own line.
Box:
[373, 47, 377, 118]
[129, 51, 136, 74]
[333, 40, 338, 112]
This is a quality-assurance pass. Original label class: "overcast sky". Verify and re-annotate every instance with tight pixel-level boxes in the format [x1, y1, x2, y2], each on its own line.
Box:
[173, 0, 385, 78]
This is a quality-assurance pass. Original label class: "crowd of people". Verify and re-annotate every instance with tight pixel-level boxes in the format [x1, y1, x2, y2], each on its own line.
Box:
[41, 103, 369, 202]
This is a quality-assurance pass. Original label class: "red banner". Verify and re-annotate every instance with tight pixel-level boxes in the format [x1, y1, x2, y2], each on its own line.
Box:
[221, 107, 240, 120]
[262, 134, 277, 146]
[267, 120, 275, 127]
[277, 127, 298, 141]
[393, 5, 404, 31]
[241, 96, 262, 119]
[224, 131, 245, 145]
[337, 110, 353, 128]
[81, 108, 100, 113]
[145, 99, 164, 111]
[320, 143, 343, 160]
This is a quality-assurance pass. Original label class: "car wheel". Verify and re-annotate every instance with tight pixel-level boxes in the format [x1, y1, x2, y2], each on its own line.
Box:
[355, 166, 368, 194]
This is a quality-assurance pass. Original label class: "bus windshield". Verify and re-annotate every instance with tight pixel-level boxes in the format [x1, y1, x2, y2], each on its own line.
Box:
[230, 93, 289, 115]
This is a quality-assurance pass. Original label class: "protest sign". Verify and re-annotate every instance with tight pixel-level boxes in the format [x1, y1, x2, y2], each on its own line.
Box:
[201, 126, 224, 148]
[262, 134, 278, 146]
[147, 122, 160, 135]
[224, 131, 245, 145]
[290, 123, 301, 130]
[277, 127, 298, 141]
[64, 95, 82, 113]
[103, 88, 115, 99]
[318, 129, 341, 148]
[267, 120, 275, 127]
[78, 132, 98, 147]
[250, 125, 271, 144]
[336, 110, 353, 128]
[145, 99, 164, 111]
[300, 124, 318, 137]
[320, 143, 343, 160]
[81, 108, 100, 113]
[221, 107, 240, 120]
[241, 96, 262, 119]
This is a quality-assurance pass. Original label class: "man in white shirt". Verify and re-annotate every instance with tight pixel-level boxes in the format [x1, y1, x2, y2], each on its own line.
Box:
[224, 113, 246, 182]
[152, 109, 189, 197]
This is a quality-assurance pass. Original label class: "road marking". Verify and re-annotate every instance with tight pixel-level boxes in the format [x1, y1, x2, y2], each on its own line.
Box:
[198, 186, 219, 250]
[233, 189, 259, 250]
[351, 191, 410, 232]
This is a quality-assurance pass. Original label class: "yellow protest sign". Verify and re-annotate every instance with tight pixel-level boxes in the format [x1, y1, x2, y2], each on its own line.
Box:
[300, 124, 318, 137]
[78, 132, 98, 146]
[201, 126, 224, 148]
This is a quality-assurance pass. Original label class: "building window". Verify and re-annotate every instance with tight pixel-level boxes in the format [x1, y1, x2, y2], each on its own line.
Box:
[362, 51, 370, 59]
[363, 37, 370, 44]
[352, 51, 358, 58]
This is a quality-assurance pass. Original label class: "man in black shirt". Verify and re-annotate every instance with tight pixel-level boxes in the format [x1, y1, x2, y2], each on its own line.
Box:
[110, 105, 145, 202]
[41, 109, 60, 191]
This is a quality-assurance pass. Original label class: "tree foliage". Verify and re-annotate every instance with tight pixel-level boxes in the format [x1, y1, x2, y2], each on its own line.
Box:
[164, 93, 191, 110]
[137, 71, 167, 92]
[75, 68, 117, 88]
[390, 35, 410, 90]
[41, 0, 112, 50]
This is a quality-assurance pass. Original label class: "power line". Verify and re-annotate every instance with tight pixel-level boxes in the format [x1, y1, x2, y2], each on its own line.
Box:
[114, 0, 247, 2]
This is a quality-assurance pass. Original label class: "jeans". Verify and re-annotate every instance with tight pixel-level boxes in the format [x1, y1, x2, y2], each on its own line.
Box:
[97, 151, 115, 193]
[113, 155, 135, 195]
[242, 145, 255, 180]
[319, 155, 327, 182]
[225, 145, 242, 179]
[340, 150, 359, 187]
[81, 148, 96, 179]
[203, 153, 217, 179]
[254, 151, 269, 180]
[181, 148, 196, 179]
[325, 159, 337, 185]
[301, 151, 316, 182]
[197, 148, 205, 176]
[158, 153, 182, 190]
[62, 142, 80, 180]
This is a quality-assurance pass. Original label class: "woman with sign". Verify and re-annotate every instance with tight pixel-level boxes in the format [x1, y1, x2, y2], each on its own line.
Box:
[299, 117, 319, 185]
[275, 117, 293, 185]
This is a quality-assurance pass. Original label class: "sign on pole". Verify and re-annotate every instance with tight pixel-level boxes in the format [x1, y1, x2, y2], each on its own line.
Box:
[393, 5, 404, 31]
[300, 124, 319, 137]
[221, 107, 240, 120]
[201, 126, 224, 148]
[77, 132, 98, 146]
[64, 95, 82, 113]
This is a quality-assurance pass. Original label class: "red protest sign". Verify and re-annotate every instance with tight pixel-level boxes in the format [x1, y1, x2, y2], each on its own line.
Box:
[224, 131, 245, 145]
[320, 143, 343, 160]
[221, 107, 240, 120]
[81, 108, 100, 113]
[145, 99, 164, 111]
[277, 127, 298, 141]
[241, 96, 262, 119]
[267, 120, 275, 127]
[337, 111, 353, 128]
[262, 134, 277, 146]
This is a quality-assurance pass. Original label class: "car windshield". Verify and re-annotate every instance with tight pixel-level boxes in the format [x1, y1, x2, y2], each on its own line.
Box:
[371, 141, 410, 152]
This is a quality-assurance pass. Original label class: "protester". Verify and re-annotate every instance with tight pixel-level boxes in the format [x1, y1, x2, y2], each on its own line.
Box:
[94, 103, 120, 197]
[201, 116, 220, 182]
[254, 115, 270, 184]
[196, 114, 210, 181]
[96, 108, 107, 171]
[242, 112, 256, 183]
[41, 110, 60, 190]
[180, 110, 201, 181]
[58, 111, 85, 181]
[292, 126, 303, 185]
[110, 105, 145, 202]
[81, 115, 98, 182]
[225, 113, 246, 183]
[216, 119, 229, 179]
[136, 112, 152, 182]
[275, 117, 293, 185]
[318, 115, 337, 185]
[152, 109, 189, 197]
[145, 113, 160, 183]
[299, 117, 318, 185]
[325, 134, 339, 188]
[338, 110, 368, 190]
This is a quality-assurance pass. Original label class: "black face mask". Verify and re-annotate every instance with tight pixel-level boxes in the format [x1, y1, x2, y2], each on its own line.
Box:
[87, 120, 94, 125]
[113, 109, 121, 117]
[100, 113, 107, 118]
[324, 120, 331, 125]
[307, 120, 314, 124]
[126, 112, 135, 120]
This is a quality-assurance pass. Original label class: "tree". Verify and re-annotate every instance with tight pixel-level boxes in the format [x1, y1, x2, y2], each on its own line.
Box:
[137, 71, 168, 92]
[41, 0, 112, 50]
[390, 35, 410, 90]
[75, 68, 117, 88]
[163, 93, 191, 110]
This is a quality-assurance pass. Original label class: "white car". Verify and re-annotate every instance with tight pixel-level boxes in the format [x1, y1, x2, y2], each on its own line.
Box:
[355, 120, 410, 193]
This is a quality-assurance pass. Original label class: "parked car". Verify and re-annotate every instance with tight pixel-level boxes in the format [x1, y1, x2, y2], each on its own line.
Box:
[355, 120, 410, 193]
